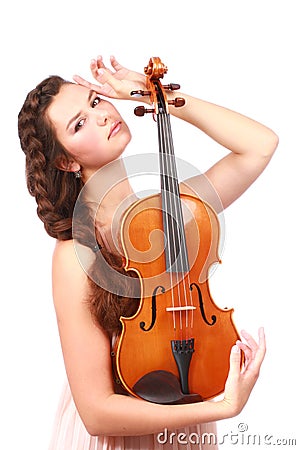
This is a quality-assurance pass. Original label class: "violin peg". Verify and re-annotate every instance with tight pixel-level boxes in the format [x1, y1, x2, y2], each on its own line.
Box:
[131, 90, 151, 98]
[168, 97, 186, 108]
[163, 83, 180, 91]
[134, 106, 155, 117]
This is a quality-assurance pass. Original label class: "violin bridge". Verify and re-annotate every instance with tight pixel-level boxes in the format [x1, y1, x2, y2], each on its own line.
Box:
[166, 306, 196, 312]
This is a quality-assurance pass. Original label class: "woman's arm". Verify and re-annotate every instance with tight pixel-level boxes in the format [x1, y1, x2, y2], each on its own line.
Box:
[52, 239, 265, 437]
[169, 93, 278, 209]
[74, 55, 278, 210]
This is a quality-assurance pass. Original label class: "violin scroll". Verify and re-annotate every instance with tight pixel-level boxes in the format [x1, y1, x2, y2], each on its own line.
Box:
[131, 57, 185, 117]
[144, 56, 168, 79]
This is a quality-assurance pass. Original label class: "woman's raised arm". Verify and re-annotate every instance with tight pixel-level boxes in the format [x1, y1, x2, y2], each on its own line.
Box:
[74, 56, 278, 210]
[168, 93, 278, 209]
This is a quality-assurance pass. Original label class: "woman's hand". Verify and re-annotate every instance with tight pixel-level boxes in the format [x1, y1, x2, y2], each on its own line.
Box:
[73, 55, 148, 101]
[221, 327, 266, 417]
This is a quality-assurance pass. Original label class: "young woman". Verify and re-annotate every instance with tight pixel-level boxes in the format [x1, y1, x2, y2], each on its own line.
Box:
[18, 55, 277, 449]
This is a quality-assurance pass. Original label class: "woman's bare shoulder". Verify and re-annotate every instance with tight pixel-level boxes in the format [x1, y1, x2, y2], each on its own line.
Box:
[52, 238, 81, 263]
[52, 239, 93, 313]
[52, 239, 76, 267]
[51, 238, 109, 341]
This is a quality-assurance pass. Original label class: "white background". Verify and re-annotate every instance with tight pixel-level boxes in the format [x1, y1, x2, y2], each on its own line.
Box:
[1, 0, 299, 448]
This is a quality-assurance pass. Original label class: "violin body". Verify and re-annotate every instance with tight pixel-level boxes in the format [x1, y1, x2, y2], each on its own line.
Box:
[115, 192, 239, 402]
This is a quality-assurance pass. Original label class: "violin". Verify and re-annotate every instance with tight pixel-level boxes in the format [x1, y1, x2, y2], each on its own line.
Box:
[113, 57, 240, 404]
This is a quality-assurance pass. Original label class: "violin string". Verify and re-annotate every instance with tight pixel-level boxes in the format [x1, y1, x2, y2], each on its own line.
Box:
[161, 113, 182, 336]
[162, 114, 184, 337]
[164, 112, 194, 337]
[160, 107, 194, 339]
[158, 113, 177, 333]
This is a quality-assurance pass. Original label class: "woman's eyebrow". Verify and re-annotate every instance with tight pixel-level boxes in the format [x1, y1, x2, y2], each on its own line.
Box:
[66, 89, 95, 130]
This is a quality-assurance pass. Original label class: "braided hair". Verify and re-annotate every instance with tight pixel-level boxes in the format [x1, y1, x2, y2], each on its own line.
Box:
[18, 76, 138, 335]
[18, 76, 84, 240]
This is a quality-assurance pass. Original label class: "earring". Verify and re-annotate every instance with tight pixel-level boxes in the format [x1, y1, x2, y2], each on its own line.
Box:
[74, 170, 82, 179]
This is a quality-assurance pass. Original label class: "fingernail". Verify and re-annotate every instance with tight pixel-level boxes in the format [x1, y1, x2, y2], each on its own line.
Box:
[232, 345, 240, 353]
[97, 69, 104, 76]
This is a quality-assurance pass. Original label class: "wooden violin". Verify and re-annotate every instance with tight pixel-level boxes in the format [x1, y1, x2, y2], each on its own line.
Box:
[113, 57, 240, 404]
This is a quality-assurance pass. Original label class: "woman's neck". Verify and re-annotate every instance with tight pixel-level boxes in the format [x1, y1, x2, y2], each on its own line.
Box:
[82, 158, 138, 252]
[84, 158, 135, 207]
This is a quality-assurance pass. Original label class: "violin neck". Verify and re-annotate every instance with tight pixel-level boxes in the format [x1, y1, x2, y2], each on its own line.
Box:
[158, 113, 180, 195]
[157, 112, 190, 273]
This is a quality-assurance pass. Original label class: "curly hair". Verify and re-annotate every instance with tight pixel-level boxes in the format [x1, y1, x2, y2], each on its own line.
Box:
[18, 76, 138, 335]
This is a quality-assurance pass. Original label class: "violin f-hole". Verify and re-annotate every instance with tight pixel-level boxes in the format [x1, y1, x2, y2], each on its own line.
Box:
[190, 283, 217, 326]
[139, 285, 165, 332]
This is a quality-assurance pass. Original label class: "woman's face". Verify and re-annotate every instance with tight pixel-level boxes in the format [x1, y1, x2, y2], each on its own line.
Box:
[47, 83, 132, 177]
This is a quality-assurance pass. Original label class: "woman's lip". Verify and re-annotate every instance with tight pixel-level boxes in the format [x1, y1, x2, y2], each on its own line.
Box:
[108, 121, 122, 139]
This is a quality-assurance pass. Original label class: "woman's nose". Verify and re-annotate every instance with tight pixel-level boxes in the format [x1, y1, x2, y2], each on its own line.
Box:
[95, 109, 108, 126]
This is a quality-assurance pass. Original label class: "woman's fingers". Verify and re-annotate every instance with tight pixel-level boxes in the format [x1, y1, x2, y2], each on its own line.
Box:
[96, 69, 124, 96]
[110, 55, 125, 72]
[240, 329, 259, 351]
[74, 56, 147, 100]
[96, 55, 105, 70]
[223, 328, 266, 416]
[228, 344, 242, 379]
[241, 327, 266, 361]
[72, 75, 102, 93]
[92, 55, 123, 75]
[237, 327, 266, 373]
[255, 327, 267, 363]
[73, 68, 122, 98]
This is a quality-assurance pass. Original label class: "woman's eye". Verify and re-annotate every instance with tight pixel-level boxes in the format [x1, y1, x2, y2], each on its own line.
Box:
[75, 118, 85, 132]
[92, 96, 101, 108]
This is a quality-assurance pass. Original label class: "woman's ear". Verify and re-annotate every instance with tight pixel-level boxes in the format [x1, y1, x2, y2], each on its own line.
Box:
[55, 155, 81, 173]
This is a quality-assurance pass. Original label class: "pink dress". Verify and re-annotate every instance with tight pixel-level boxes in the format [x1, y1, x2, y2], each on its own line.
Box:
[48, 381, 219, 450]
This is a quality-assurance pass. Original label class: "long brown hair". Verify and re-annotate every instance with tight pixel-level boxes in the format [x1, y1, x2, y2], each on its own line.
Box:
[18, 76, 138, 335]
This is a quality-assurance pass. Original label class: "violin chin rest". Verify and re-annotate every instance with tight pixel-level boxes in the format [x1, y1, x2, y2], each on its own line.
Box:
[132, 370, 203, 405]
